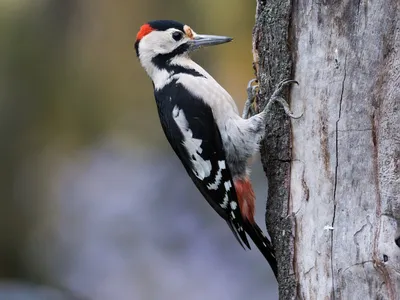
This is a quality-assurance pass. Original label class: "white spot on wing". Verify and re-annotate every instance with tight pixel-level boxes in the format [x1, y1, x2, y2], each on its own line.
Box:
[221, 193, 229, 209]
[173, 105, 211, 179]
[230, 201, 237, 210]
[220, 180, 232, 209]
[207, 160, 226, 190]
[224, 181, 232, 191]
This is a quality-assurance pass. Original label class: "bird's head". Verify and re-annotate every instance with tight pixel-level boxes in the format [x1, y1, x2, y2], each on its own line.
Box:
[135, 20, 232, 69]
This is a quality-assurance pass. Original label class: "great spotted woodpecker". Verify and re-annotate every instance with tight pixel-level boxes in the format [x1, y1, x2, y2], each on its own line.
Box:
[135, 20, 298, 278]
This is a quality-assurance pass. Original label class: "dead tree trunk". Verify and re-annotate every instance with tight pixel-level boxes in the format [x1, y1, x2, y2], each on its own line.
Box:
[253, 1, 400, 299]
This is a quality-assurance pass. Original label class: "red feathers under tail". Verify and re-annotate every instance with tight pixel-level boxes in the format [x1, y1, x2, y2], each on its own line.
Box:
[234, 177, 255, 223]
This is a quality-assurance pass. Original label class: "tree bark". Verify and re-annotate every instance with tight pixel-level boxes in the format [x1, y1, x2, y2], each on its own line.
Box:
[253, 1, 400, 299]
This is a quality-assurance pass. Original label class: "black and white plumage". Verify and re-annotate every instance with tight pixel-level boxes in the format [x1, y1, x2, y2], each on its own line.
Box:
[135, 20, 282, 278]
[155, 79, 248, 245]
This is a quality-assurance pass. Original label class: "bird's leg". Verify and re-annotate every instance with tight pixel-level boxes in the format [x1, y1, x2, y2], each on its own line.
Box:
[242, 79, 259, 119]
[242, 79, 302, 119]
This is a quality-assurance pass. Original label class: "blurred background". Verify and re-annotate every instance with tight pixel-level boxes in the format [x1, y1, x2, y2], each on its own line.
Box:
[0, 0, 277, 299]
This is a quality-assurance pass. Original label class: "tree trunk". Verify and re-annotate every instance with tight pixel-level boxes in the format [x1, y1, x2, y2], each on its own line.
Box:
[253, 1, 400, 299]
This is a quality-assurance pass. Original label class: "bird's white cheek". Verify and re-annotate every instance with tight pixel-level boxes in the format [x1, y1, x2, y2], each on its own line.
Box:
[155, 45, 168, 54]
[155, 39, 175, 54]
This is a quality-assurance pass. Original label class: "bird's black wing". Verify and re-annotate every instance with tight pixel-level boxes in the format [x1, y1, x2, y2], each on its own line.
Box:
[154, 79, 250, 249]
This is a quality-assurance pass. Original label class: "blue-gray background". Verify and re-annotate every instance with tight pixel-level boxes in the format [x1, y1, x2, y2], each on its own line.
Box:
[0, 0, 277, 299]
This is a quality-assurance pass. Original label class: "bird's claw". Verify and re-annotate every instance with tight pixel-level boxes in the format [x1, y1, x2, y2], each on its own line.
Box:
[243, 78, 301, 120]
[243, 78, 259, 119]
[275, 97, 303, 119]
[270, 79, 299, 100]
[246, 79, 259, 103]
[246, 78, 258, 94]
[264, 79, 301, 119]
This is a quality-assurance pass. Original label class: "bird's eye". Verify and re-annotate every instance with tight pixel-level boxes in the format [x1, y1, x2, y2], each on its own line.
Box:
[172, 31, 183, 41]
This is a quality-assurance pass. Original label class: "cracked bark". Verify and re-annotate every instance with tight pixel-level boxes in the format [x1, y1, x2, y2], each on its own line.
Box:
[252, 0, 400, 299]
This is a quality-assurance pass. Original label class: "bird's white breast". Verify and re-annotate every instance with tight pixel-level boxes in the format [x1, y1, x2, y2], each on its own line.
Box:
[169, 56, 239, 119]
[176, 73, 239, 118]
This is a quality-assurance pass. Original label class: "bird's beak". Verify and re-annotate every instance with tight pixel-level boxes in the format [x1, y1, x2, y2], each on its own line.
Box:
[188, 34, 233, 51]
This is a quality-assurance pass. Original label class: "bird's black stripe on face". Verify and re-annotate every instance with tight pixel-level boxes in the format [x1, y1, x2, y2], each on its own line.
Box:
[166, 65, 205, 78]
[152, 44, 205, 78]
[152, 43, 189, 65]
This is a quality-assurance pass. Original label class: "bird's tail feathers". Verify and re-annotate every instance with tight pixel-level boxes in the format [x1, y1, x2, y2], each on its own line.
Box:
[232, 177, 277, 278]
[226, 220, 250, 249]
[243, 221, 278, 279]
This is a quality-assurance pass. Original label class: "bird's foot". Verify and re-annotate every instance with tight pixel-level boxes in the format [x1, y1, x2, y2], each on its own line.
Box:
[242, 79, 259, 119]
[263, 79, 302, 119]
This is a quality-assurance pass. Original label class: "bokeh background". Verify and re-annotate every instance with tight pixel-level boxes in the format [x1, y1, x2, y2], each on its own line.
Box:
[0, 0, 277, 299]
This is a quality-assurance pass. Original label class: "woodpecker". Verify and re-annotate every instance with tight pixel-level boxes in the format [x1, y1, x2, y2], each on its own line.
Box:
[135, 20, 298, 279]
